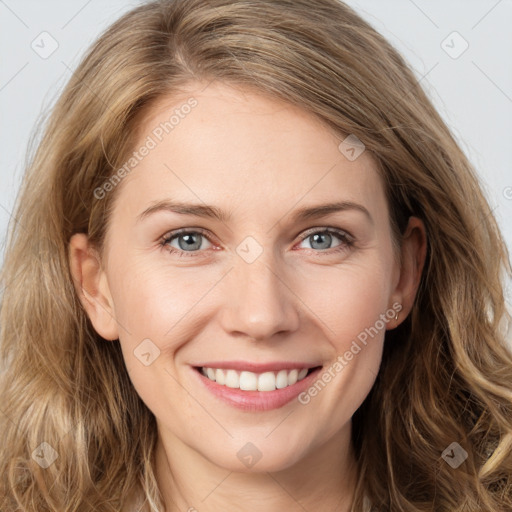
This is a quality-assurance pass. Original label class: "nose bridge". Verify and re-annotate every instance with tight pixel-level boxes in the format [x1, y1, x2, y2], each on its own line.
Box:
[221, 236, 299, 340]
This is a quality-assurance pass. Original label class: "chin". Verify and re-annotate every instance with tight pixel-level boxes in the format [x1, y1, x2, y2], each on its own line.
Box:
[203, 443, 306, 474]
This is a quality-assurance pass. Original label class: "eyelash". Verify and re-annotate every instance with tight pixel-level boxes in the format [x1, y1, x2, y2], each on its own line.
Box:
[159, 227, 354, 258]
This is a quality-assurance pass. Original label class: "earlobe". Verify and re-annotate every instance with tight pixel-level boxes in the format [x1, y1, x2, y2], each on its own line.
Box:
[68, 233, 119, 341]
[389, 216, 427, 327]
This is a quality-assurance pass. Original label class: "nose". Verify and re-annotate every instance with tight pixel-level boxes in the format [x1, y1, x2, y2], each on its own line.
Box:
[220, 251, 300, 342]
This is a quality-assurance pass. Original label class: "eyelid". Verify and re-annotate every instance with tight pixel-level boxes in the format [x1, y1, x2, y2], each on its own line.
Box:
[161, 226, 212, 240]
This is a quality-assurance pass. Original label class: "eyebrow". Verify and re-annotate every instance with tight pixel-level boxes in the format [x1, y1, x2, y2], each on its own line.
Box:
[136, 199, 373, 225]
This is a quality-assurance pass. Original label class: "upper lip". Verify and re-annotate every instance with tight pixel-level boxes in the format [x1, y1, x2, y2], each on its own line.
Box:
[193, 361, 322, 373]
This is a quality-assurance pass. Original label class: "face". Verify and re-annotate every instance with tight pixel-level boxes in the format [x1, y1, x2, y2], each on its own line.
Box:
[71, 81, 424, 475]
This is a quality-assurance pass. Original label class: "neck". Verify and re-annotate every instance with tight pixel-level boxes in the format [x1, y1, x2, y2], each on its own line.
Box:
[154, 421, 358, 512]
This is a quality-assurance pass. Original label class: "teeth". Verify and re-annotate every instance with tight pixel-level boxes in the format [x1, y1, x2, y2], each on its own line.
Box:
[215, 368, 225, 385]
[200, 366, 312, 391]
[225, 369, 239, 388]
[256, 371, 275, 391]
[276, 369, 289, 389]
[240, 371, 258, 390]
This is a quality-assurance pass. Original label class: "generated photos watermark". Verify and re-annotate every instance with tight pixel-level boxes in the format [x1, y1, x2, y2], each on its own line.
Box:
[93, 97, 198, 200]
[298, 302, 402, 405]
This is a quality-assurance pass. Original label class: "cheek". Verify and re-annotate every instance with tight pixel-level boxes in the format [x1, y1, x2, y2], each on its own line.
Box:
[292, 258, 392, 422]
[297, 256, 393, 342]
[107, 259, 202, 414]
[108, 256, 224, 355]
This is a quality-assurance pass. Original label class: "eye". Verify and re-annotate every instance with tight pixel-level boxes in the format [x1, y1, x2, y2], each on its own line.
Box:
[159, 226, 354, 258]
[296, 227, 353, 254]
[160, 228, 214, 257]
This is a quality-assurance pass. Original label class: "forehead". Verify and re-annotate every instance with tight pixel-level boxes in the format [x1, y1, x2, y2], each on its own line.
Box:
[112, 82, 387, 224]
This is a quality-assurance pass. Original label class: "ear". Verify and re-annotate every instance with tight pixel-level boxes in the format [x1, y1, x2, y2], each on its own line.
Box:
[68, 233, 119, 341]
[388, 216, 427, 328]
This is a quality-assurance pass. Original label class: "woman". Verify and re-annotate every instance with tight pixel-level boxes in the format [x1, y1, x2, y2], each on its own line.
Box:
[1, 1, 511, 511]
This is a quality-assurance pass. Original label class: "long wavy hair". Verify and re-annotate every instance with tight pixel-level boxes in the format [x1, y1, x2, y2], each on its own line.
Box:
[1, 0, 511, 510]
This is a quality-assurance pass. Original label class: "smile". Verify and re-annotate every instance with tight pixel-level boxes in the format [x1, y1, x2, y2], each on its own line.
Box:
[200, 366, 311, 391]
[192, 363, 323, 411]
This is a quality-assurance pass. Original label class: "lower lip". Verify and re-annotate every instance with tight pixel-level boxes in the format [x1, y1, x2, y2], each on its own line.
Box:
[191, 366, 323, 412]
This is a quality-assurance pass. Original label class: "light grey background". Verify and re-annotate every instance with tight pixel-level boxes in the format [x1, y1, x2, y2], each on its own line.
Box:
[1, 0, 511, 308]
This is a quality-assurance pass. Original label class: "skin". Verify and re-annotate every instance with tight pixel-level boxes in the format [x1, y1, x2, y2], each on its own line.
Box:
[69, 81, 427, 512]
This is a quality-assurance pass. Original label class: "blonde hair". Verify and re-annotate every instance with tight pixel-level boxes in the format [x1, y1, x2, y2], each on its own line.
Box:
[1, 0, 511, 510]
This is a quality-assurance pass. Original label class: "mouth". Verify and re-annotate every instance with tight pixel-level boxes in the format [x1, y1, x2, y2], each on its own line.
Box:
[191, 364, 323, 411]
[194, 365, 320, 391]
